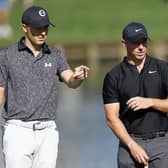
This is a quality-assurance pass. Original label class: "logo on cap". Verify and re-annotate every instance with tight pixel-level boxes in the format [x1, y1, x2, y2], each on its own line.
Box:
[39, 9, 46, 17]
[135, 28, 142, 32]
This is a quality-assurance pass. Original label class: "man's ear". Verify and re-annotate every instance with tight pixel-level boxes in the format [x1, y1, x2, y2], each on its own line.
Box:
[121, 39, 126, 47]
[22, 24, 28, 33]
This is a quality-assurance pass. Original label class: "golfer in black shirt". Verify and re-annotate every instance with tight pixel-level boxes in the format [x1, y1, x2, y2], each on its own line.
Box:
[103, 22, 168, 168]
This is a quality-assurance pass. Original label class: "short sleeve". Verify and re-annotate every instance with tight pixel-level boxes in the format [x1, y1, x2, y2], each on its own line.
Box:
[102, 72, 120, 104]
[55, 49, 70, 75]
[0, 48, 8, 88]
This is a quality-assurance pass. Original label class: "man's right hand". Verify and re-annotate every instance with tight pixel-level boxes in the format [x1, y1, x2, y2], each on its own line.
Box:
[128, 141, 149, 166]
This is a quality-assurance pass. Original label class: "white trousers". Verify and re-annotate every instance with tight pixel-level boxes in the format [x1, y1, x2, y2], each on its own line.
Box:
[3, 120, 59, 168]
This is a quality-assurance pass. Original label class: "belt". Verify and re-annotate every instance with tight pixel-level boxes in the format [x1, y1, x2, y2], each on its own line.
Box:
[130, 131, 167, 140]
[6, 119, 56, 131]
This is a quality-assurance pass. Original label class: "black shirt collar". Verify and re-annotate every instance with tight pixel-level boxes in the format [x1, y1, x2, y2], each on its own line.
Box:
[18, 37, 51, 54]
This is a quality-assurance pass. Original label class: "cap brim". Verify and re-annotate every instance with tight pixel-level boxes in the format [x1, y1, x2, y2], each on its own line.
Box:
[128, 33, 149, 43]
[132, 37, 150, 43]
[24, 20, 55, 28]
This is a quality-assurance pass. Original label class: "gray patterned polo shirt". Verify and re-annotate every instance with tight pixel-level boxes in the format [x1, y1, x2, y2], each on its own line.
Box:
[0, 37, 70, 121]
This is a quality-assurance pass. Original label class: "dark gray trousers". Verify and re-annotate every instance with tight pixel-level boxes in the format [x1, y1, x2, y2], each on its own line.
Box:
[118, 133, 168, 168]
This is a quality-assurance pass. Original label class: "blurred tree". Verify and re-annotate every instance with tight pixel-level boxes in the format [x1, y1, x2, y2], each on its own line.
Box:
[10, 0, 33, 6]
[0, 0, 12, 38]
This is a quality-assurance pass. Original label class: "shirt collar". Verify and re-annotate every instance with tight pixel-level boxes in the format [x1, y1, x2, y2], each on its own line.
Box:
[123, 55, 150, 67]
[18, 37, 51, 54]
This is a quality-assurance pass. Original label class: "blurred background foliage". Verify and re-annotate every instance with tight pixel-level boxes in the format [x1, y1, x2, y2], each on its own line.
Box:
[1, 0, 168, 46]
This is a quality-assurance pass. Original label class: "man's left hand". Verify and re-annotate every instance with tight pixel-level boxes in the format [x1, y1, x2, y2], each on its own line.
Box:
[127, 97, 153, 111]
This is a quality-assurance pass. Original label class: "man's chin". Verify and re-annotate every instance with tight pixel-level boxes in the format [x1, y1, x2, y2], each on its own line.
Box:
[136, 54, 146, 59]
[37, 41, 45, 45]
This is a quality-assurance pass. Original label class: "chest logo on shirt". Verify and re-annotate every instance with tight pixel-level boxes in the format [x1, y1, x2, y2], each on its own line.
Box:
[44, 62, 52, 67]
[148, 70, 157, 74]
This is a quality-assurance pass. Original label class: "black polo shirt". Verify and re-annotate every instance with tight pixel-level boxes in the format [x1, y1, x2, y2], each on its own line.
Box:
[0, 37, 70, 121]
[103, 55, 168, 134]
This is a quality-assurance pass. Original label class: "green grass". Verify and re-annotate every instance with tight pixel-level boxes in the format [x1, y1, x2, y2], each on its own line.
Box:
[1, 0, 168, 46]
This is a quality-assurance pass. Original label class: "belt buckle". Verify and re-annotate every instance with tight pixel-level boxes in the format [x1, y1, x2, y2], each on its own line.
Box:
[33, 122, 41, 131]
[142, 133, 156, 140]
[158, 131, 166, 137]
